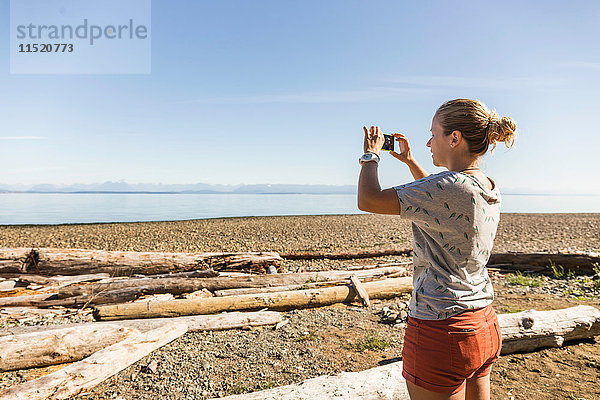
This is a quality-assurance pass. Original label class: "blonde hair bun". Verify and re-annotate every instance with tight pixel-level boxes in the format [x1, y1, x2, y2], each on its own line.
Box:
[487, 111, 516, 151]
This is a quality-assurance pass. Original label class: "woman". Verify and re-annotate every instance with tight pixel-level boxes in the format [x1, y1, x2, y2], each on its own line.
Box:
[357, 98, 517, 400]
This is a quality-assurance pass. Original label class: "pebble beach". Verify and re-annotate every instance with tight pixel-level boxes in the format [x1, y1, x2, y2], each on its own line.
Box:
[1, 213, 599, 399]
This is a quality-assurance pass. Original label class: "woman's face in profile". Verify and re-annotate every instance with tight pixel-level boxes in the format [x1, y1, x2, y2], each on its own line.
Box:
[427, 114, 449, 167]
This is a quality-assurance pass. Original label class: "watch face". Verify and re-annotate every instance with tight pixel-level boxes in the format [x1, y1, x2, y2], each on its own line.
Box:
[364, 154, 372, 160]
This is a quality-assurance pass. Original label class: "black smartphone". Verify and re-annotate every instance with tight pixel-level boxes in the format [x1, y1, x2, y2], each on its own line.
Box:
[382, 134, 394, 151]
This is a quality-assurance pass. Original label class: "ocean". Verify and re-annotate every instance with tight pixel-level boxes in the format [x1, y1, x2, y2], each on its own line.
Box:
[0, 193, 599, 225]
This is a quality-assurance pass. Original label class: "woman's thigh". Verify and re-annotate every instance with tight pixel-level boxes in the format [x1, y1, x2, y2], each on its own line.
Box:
[406, 380, 466, 400]
[404, 355, 491, 400]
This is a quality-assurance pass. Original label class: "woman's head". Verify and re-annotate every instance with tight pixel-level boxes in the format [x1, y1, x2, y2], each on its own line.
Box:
[427, 99, 516, 168]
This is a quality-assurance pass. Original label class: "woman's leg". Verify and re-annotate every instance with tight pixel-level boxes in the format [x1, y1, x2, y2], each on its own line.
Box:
[406, 380, 466, 400]
[465, 374, 490, 400]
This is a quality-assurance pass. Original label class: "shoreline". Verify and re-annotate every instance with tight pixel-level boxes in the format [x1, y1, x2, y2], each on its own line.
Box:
[1, 213, 599, 256]
[1, 211, 600, 228]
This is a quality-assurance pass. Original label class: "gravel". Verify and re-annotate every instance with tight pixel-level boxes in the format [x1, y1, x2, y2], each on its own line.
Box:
[0, 213, 599, 399]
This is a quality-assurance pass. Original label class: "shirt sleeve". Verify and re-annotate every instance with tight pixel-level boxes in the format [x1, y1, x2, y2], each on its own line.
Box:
[393, 175, 452, 225]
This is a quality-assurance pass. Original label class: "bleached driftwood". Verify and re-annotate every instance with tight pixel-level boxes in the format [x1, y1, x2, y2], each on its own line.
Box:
[0, 248, 282, 276]
[488, 252, 600, 275]
[12, 273, 111, 287]
[498, 305, 600, 355]
[280, 248, 412, 260]
[94, 277, 413, 320]
[0, 324, 138, 371]
[32, 266, 408, 309]
[214, 281, 348, 296]
[350, 275, 370, 307]
[212, 361, 408, 400]
[213, 269, 408, 296]
[1, 311, 282, 337]
[0, 293, 57, 307]
[0, 321, 187, 400]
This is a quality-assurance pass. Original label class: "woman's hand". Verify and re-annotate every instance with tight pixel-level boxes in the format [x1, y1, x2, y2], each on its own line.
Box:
[363, 126, 384, 155]
[389, 133, 414, 164]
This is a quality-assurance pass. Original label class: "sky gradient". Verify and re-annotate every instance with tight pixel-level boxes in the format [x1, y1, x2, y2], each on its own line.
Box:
[1, 1, 599, 195]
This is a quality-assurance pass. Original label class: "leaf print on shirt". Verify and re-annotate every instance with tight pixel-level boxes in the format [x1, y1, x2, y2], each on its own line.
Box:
[415, 242, 422, 249]
[439, 232, 444, 240]
[464, 233, 469, 240]
[449, 246, 455, 251]
[406, 206, 412, 212]
[443, 243, 449, 249]
[444, 202, 450, 210]
[471, 197, 476, 205]
[465, 216, 471, 223]
[427, 304, 434, 312]
[414, 207, 421, 213]
[435, 285, 443, 291]
[398, 197, 404, 204]
[456, 214, 463, 220]
[435, 218, 441, 225]
[423, 209, 430, 216]
[437, 183, 444, 190]
[425, 223, 430, 227]
[449, 212, 456, 218]
[426, 192, 433, 199]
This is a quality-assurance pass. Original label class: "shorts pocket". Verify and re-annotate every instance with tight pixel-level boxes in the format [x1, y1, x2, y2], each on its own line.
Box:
[493, 319, 502, 358]
[449, 326, 486, 377]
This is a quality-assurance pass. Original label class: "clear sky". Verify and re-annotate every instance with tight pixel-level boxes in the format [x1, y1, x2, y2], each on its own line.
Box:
[1, 0, 599, 194]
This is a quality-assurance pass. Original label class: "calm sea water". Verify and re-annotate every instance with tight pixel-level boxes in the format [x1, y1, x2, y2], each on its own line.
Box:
[0, 193, 599, 225]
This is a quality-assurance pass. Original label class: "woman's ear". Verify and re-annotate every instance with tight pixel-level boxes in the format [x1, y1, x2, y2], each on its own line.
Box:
[450, 130, 462, 147]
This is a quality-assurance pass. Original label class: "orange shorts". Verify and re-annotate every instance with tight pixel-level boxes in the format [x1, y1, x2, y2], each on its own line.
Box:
[401, 304, 502, 394]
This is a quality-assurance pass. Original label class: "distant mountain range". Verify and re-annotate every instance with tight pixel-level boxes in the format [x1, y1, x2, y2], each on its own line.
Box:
[0, 182, 597, 196]
[0, 182, 357, 194]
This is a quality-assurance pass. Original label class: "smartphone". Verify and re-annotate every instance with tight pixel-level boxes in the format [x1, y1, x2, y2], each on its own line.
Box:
[382, 134, 394, 151]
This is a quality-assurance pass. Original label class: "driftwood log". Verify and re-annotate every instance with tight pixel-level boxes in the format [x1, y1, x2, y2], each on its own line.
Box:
[211, 276, 409, 297]
[213, 360, 409, 400]
[280, 248, 412, 260]
[498, 305, 600, 354]
[93, 277, 413, 320]
[0, 311, 282, 337]
[0, 293, 57, 307]
[35, 266, 408, 308]
[0, 322, 187, 400]
[0, 324, 138, 371]
[281, 248, 600, 274]
[488, 252, 600, 275]
[0, 248, 282, 276]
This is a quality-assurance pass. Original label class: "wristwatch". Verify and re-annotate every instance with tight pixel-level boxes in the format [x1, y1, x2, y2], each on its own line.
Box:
[359, 152, 380, 165]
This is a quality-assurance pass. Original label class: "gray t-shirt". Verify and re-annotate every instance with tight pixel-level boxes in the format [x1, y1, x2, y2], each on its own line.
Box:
[393, 170, 501, 320]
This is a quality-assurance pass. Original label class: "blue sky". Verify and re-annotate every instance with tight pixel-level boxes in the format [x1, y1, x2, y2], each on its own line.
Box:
[1, 0, 599, 194]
